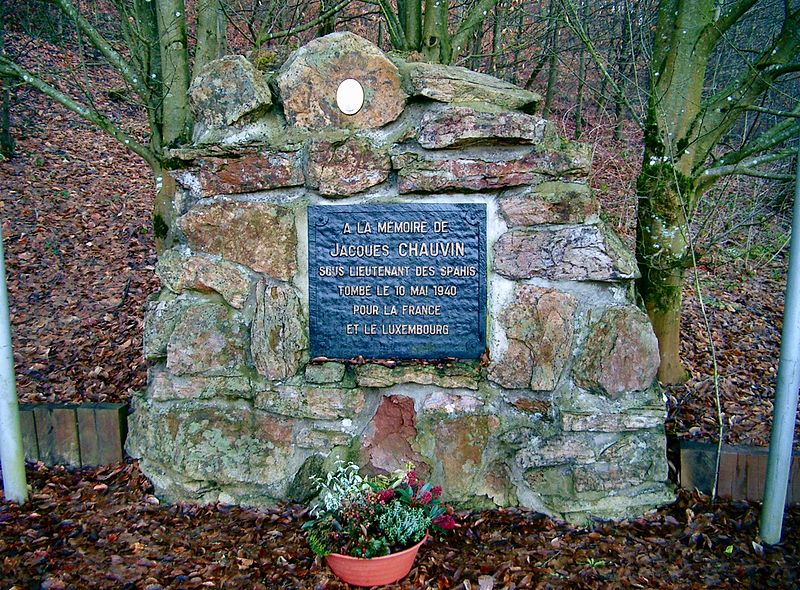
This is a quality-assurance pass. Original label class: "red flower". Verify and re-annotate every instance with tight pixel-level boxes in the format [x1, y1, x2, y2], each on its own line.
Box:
[405, 470, 418, 488]
[431, 486, 442, 499]
[417, 490, 433, 505]
[377, 489, 395, 503]
[432, 514, 457, 530]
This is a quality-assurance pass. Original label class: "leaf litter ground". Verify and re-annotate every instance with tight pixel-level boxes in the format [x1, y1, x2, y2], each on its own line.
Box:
[1, 461, 798, 589]
[1, 32, 799, 590]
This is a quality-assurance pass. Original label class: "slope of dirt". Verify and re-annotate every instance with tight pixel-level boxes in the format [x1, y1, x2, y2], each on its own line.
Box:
[1, 33, 158, 404]
[668, 262, 795, 448]
[1, 461, 798, 590]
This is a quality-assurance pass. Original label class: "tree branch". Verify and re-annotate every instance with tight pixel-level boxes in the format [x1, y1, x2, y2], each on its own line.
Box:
[701, 147, 797, 185]
[690, 8, 800, 168]
[0, 57, 159, 170]
[708, 0, 759, 45]
[746, 105, 800, 118]
[256, 0, 354, 45]
[47, 0, 149, 100]
[450, 0, 500, 61]
[558, 0, 642, 127]
[374, 0, 408, 51]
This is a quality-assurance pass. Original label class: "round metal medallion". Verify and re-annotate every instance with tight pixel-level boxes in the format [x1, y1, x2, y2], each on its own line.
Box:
[336, 79, 364, 115]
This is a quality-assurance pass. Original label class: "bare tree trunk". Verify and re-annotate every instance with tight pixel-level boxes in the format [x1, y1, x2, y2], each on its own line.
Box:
[470, 21, 484, 71]
[490, 0, 502, 75]
[404, 0, 421, 50]
[195, 0, 227, 74]
[634, 0, 714, 384]
[156, 0, 190, 146]
[132, 0, 163, 154]
[542, 0, 560, 118]
[573, 0, 586, 139]
[422, 0, 450, 63]
[596, 18, 616, 111]
[613, 0, 631, 140]
[509, 2, 524, 84]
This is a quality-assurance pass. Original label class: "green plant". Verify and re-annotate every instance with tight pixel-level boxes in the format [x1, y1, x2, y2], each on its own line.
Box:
[302, 462, 456, 559]
[378, 502, 428, 547]
[580, 557, 607, 568]
[310, 461, 367, 515]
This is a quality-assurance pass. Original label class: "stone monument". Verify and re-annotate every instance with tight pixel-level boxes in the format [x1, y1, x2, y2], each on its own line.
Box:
[127, 32, 674, 521]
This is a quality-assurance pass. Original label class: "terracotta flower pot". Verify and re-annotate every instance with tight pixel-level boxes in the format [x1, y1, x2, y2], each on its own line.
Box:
[324, 535, 427, 587]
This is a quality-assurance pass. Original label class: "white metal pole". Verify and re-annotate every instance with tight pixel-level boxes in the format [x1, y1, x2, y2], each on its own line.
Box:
[0, 224, 27, 504]
[760, 149, 800, 544]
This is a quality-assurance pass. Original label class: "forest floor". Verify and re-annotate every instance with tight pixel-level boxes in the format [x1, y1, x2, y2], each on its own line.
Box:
[1, 33, 799, 589]
[0, 461, 798, 590]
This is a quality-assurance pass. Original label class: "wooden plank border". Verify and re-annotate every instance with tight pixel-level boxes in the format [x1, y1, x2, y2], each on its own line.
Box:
[679, 439, 800, 505]
[17, 403, 128, 468]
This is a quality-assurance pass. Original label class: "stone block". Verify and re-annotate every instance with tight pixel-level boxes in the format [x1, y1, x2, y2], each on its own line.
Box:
[156, 247, 255, 309]
[493, 224, 638, 281]
[196, 151, 304, 196]
[166, 303, 249, 376]
[510, 397, 552, 416]
[189, 55, 273, 128]
[251, 279, 306, 380]
[427, 415, 499, 497]
[256, 386, 365, 420]
[498, 182, 600, 226]
[277, 32, 406, 129]
[524, 465, 575, 498]
[362, 395, 425, 474]
[573, 306, 660, 398]
[294, 426, 355, 451]
[489, 286, 576, 391]
[417, 105, 552, 149]
[355, 363, 480, 390]
[129, 401, 297, 487]
[143, 294, 203, 361]
[421, 391, 484, 415]
[394, 144, 590, 193]
[516, 434, 599, 469]
[149, 370, 253, 402]
[77, 403, 127, 466]
[558, 384, 665, 416]
[304, 362, 346, 384]
[306, 137, 391, 196]
[573, 462, 647, 493]
[18, 404, 39, 462]
[558, 485, 676, 522]
[561, 410, 665, 432]
[489, 339, 533, 390]
[178, 200, 297, 280]
[397, 60, 541, 111]
[287, 455, 325, 503]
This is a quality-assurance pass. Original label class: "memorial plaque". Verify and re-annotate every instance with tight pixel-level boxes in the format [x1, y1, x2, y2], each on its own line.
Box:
[309, 204, 486, 359]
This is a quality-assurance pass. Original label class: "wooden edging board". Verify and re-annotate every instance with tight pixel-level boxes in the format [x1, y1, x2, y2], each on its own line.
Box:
[17, 403, 128, 468]
[679, 439, 800, 505]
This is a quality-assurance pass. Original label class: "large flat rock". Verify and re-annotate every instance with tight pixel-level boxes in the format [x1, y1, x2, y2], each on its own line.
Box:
[178, 200, 297, 280]
[494, 224, 638, 281]
[398, 60, 541, 111]
[276, 32, 406, 129]
[393, 145, 590, 193]
[418, 105, 551, 148]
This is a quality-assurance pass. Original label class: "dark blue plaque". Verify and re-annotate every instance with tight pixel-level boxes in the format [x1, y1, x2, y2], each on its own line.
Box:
[308, 204, 486, 359]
